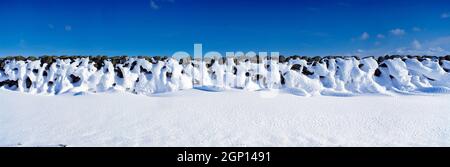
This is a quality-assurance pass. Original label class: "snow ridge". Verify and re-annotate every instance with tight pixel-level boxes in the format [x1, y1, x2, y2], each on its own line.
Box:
[1, 56, 450, 96]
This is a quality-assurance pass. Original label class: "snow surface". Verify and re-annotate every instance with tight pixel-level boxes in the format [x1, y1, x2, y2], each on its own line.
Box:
[1, 89, 449, 147]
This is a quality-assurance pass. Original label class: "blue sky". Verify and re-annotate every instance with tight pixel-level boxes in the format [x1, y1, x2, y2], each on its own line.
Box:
[1, 0, 450, 57]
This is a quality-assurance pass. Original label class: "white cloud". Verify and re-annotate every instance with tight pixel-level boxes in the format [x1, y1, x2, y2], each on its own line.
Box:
[394, 47, 449, 56]
[412, 39, 422, 50]
[352, 36, 450, 56]
[360, 32, 370, 40]
[390, 28, 405, 36]
[429, 47, 445, 53]
[376, 34, 385, 39]
[441, 13, 449, 19]
[412, 27, 421, 32]
[150, 0, 159, 10]
[392, 37, 450, 56]
[348, 49, 365, 56]
[427, 36, 450, 47]
[64, 25, 72, 31]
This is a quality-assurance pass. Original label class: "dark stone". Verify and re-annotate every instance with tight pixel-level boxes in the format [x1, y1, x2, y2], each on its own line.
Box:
[69, 74, 81, 83]
[407, 55, 417, 59]
[25, 77, 32, 88]
[278, 55, 286, 63]
[32, 69, 39, 73]
[90, 56, 108, 69]
[377, 56, 385, 63]
[291, 55, 301, 61]
[324, 59, 330, 68]
[379, 63, 387, 68]
[290, 64, 302, 71]
[181, 70, 185, 74]
[444, 68, 450, 73]
[48, 81, 54, 86]
[424, 55, 438, 60]
[75, 61, 82, 68]
[444, 55, 450, 61]
[207, 59, 215, 68]
[152, 56, 161, 62]
[374, 69, 382, 77]
[112, 83, 117, 87]
[115, 68, 124, 78]
[59, 56, 77, 63]
[255, 74, 263, 81]
[138, 56, 152, 63]
[245, 72, 250, 77]
[255, 55, 261, 64]
[0, 80, 18, 88]
[221, 57, 227, 64]
[43, 71, 48, 77]
[166, 72, 172, 78]
[418, 57, 427, 62]
[390, 55, 404, 59]
[363, 56, 375, 60]
[4, 56, 26, 61]
[130, 61, 138, 71]
[280, 72, 286, 85]
[123, 63, 129, 68]
[358, 64, 364, 69]
[424, 76, 435, 81]
[110, 56, 128, 66]
[0, 59, 5, 71]
[150, 58, 158, 64]
[140, 66, 151, 74]
[310, 56, 321, 63]
[161, 56, 169, 61]
[302, 66, 314, 75]
[233, 66, 237, 75]
[389, 75, 394, 79]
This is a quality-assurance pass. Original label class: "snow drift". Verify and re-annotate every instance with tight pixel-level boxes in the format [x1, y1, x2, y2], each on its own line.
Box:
[1, 55, 450, 96]
[1, 89, 449, 146]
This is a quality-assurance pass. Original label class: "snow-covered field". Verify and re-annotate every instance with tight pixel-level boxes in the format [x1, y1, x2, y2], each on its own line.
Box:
[1, 88, 449, 147]
[1, 56, 450, 146]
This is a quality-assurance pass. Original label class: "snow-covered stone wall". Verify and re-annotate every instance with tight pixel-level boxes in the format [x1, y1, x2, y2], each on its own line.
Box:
[1, 55, 450, 96]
